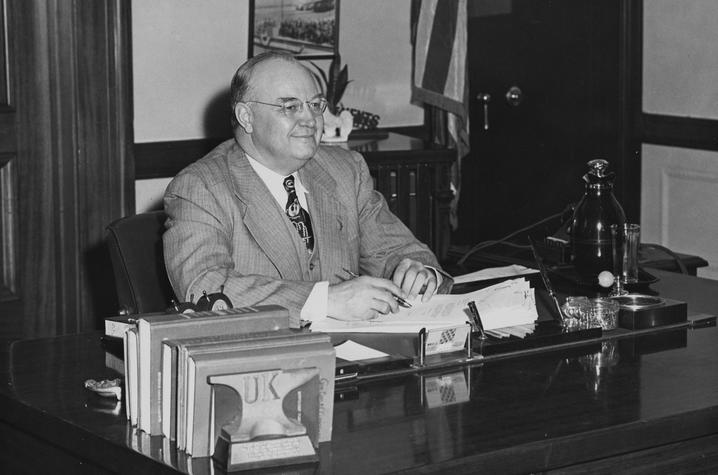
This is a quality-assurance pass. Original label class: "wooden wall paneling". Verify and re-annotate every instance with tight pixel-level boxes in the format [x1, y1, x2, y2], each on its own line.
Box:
[0, 0, 16, 304]
[0, 0, 22, 345]
[0, 154, 17, 300]
[74, 0, 135, 331]
[12, 0, 70, 336]
[3, 0, 133, 343]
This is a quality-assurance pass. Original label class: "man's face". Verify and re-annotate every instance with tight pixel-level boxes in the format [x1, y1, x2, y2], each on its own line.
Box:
[244, 59, 324, 174]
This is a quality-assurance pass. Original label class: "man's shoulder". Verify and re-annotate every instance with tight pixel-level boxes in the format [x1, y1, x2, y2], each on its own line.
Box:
[182, 139, 237, 176]
[165, 139, 239, 198]
[170, 139, 239, 187]
[313, 144, 366, 175]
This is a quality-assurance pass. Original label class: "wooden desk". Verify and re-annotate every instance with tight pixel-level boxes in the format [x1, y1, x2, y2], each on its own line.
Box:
[447, 242, 709, 277]
[1, 269, 717, 474]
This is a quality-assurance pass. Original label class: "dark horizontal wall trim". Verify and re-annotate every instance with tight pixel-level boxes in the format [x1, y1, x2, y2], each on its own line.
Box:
[134, 137, 225, 179]
[641, 113, 718, 152]
[134, 126, 426, 180]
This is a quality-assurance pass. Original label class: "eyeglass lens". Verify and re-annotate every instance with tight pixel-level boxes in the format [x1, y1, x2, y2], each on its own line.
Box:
[281, 99, 327, 116]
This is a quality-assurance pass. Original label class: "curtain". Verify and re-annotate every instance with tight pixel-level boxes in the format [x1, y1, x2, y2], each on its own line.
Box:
[411, 0, 470, 229]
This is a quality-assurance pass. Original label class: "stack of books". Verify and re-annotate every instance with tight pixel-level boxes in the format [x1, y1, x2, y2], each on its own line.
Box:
[116, 304, 335, 463]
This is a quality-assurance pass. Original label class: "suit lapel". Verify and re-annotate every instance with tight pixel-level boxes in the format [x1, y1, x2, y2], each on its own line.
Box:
[225, 147, 303, 279]
[299, 157, 347, 280]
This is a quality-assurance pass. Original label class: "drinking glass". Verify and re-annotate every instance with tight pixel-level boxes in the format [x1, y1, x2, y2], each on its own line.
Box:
[610, 223, 640, 295]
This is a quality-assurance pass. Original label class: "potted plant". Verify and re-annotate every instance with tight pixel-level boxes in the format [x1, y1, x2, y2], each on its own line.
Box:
[311, 55, 354, 141]
[311, 54, 351, 114]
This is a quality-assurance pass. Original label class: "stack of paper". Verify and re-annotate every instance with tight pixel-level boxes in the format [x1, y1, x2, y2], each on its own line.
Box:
[453, 264, 538, 285]
[311, 278, 538, 333]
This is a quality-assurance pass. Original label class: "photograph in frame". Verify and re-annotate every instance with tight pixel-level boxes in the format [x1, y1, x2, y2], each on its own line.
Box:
[249, 0, 340, 60]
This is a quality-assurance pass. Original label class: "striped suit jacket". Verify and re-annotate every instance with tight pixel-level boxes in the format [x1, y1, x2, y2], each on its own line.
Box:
[163, 139, 441, 324]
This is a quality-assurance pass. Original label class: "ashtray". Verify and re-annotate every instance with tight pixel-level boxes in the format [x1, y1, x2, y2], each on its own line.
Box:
[610, 294, 665, 310]
[562, 296, 619, 331]
[608, 294, 687, 330]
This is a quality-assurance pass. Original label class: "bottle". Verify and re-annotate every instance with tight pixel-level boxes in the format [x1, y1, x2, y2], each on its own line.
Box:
[569, 159, 626, 282]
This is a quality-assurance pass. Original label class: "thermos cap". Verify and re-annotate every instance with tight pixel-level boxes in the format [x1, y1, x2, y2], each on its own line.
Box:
[584, 159, 615, 186]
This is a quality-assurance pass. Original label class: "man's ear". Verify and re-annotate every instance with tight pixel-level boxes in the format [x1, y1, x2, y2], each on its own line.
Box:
[234, 103, 253, 134]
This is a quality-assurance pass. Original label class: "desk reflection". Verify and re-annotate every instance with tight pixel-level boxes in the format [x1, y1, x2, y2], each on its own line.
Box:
[330, 330, 692, 474]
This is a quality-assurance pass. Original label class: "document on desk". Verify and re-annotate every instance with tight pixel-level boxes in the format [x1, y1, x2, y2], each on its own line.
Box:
[311, 278, 538, 333]
[453, 264, 538, 285]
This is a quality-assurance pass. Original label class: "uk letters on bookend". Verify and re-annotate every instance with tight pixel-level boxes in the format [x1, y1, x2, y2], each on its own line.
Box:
[183, 332, 335, 459]
[130, 304, 290, 435]
[210, 367, 321, 471]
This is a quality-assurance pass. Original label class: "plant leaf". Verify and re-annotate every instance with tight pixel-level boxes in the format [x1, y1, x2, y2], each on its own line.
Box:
[330, 54, 341, 82]
[309, 61, 329, 93]
[333, 79, 352, 106]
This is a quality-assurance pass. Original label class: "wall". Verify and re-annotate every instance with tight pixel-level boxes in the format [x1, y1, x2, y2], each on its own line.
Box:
[132, 0, 422, 212]
[641, 0, 718, 279]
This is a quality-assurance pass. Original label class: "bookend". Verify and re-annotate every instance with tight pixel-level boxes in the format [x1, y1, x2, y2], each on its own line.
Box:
[209, 367, 320, 472]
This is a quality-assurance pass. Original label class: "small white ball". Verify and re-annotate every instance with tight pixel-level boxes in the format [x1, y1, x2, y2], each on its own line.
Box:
[598, 270, 615, 288]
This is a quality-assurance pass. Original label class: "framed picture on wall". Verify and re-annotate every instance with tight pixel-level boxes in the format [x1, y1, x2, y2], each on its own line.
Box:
[248, 0, 340, 60]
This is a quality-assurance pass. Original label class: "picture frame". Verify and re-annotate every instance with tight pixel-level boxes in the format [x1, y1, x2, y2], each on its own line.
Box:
[248, 0, 340, 60]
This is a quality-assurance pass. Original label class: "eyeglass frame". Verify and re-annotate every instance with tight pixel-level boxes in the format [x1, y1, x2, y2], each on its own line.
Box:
[244, 97, 328, 118]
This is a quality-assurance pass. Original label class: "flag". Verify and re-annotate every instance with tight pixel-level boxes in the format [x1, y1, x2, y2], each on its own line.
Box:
[411, 0, 469, 228]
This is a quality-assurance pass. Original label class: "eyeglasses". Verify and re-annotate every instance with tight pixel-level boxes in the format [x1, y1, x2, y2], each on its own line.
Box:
[246, 98, 328, 117]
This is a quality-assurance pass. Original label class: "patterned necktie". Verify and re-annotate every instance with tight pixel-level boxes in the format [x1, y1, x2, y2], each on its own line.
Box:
[283, 175, 314, 252]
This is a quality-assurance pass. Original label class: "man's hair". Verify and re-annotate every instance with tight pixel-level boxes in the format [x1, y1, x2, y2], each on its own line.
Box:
[229, 51, 302, 130]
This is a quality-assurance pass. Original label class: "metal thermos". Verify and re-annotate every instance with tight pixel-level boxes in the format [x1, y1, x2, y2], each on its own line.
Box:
[569, 159, 626, 282]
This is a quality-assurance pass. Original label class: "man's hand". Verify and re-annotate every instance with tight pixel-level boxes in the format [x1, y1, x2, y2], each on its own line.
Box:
[327, 276, 405, 321]
[392, 258, 438, 303]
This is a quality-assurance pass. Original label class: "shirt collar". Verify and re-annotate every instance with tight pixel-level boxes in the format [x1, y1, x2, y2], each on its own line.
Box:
[245, 154, 309, 198]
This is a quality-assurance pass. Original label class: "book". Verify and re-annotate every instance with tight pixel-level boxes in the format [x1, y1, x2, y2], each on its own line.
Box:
[183, 332, 335, 457]
[136, 304, 290, 435]
[123, 327, 138, 425]
[174, 330, 321, 451]
[161, 329, 296, 442]
[105, 314, 142, 339]
[161, 339, 180, 440]
[102, 334, 125, 375]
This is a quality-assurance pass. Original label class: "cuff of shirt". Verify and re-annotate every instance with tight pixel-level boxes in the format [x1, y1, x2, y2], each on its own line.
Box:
[426, 265, 454, 294]
[300, 281, 329, 323]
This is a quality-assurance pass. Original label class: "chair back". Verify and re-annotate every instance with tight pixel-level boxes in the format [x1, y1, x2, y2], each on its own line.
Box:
[106, 211, 176, 314]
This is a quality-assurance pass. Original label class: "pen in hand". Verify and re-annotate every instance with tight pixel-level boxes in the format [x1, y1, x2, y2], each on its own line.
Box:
[341, 267, 412, 308]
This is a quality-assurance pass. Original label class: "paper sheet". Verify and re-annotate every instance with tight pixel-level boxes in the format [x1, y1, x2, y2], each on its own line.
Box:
[334, 340, 389, 361]
[453, 264, 538, 284]
[311, 278, 538, 333]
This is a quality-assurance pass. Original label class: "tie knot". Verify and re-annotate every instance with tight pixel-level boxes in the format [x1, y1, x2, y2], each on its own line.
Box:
[283, 175, 295, 193]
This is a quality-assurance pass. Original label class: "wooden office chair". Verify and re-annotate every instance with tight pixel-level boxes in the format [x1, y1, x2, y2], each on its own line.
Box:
[106, 211, 176, 315]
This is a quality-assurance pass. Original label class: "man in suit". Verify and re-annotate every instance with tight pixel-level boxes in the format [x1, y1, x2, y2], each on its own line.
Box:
[163, 52, 451, 327]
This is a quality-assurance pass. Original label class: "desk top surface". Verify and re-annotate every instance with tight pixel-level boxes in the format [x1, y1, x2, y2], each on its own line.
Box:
[1, 269, 718, 474]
